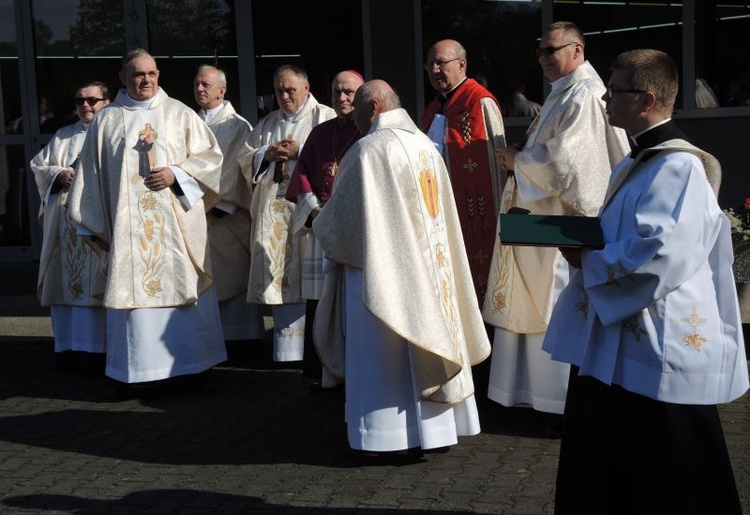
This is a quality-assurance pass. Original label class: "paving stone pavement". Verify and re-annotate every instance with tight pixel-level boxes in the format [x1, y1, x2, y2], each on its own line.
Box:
[0, 264, 748, 514]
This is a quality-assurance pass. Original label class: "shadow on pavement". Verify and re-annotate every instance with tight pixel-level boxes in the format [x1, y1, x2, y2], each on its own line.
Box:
[0, 338, 560, 470]
[3, 490, 480, 514]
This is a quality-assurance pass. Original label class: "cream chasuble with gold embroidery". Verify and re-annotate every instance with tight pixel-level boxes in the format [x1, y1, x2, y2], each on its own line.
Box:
[69, 88, 222, 309]
[483, 61, 630, 333]
[239, 94, 335, 304]
[31, 121, 107, 307]
[204, 101, 254, 302]
[313, 108, 490, 404]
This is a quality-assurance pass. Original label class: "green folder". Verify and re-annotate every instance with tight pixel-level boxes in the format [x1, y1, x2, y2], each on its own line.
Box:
[499, 213, 604, 249]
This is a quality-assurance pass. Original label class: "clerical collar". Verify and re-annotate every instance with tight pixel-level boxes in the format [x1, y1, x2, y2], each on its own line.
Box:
[630, 118, 687, 161]
[439, 77, 469, 105]
[202, 102, 224, 123]
[283, 95, 309, 122]
[630, 118, 671, 142]
[123, 92, 155, 109]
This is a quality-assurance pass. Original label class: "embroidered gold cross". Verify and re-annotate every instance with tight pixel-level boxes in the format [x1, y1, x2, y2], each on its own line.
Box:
[464, 158, 478, 173]
[681, 306, 708, 329]
[681, 306, 708, 352]
[474, 249, 490, 264]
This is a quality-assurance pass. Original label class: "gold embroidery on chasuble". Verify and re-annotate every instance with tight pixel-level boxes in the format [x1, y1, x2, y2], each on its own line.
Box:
[463, 158, 478, 173]
[268, 198, 292, 293]
[489, 244, 512, 314]
[466, 196, 476, 223]
[136, 192, 167, 297]
[124, 110, 174, 306]
[61, 202, 90, 301]
[681, 306, 709, 352]
[418, 150, 440, 220]
[435, 243, 460, 345]
[458, 111, 472, 146]
[414, 149, 462, 349]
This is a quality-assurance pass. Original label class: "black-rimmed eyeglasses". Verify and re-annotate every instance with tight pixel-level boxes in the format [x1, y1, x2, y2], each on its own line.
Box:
[535, 43, 576, 57]
[606, 85, 648, 96]
[424, 58, 461, 71]
[74, 97, 106, 106]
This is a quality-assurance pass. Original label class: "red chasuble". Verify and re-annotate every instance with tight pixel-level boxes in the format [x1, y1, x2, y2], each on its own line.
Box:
[421, 78, 500, 304]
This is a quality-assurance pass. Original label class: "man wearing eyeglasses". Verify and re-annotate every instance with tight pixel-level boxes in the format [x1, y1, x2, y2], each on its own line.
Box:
[30, 82, 110, 369]
[483, 22, 630, 418]
[421, 39, 506, 309]
[68, 49, 227, 393]
[193, 64, 264, 345]
[544, 48, 747, 515]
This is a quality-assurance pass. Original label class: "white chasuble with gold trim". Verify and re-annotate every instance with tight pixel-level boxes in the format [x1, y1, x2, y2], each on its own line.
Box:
[482, 61, 629, 334]
[121, 109, 187, 307]
[30, 121, 107, 307]
[242, 95, 335, 305]
[313, 108, 490, 404]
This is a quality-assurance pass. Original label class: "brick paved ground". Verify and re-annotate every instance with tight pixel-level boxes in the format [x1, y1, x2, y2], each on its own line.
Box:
[0, 264, 748, 514]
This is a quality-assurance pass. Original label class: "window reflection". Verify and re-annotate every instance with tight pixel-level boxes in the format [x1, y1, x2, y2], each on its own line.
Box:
[553, 0, 683, 108]
[147, 0, 240, 115]
[0, 144, 30, 246]
[695, 1, 750, 107]
[0, 0, 22, 136]
[251, 0, 364, 121]
[32, 0, 124, 134]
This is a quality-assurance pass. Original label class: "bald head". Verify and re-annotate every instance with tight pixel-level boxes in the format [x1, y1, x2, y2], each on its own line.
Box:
[426, 39, 467, 93]
[352, 79, 400, 134]
[331, 71, 365, 119]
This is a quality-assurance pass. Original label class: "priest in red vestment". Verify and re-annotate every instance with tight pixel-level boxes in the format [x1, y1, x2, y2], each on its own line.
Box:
[421, 39, 506, 306]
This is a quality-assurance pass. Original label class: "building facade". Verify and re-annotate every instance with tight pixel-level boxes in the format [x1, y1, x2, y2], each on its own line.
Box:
[1, 0, 748, 262]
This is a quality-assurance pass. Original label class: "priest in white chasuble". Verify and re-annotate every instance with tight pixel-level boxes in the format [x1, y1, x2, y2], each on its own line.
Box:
[313, 80, 490, 455]
[194, 64, 264, 342]
[68, 49, 227, 385]
[30, 81, 110, 359]
[484, 22, 630, 415]
[238, 65, 335, 363]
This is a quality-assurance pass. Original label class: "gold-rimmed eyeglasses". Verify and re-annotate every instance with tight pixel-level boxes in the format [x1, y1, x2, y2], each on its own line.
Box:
[424, 58, 461, 71]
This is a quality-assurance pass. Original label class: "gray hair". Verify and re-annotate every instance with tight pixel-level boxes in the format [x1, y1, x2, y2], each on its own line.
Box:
[545, 21, 585, 47]
[197, 64, 227, 87]
[273, 64, 308, 84]
[122, 48, 154, 72]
